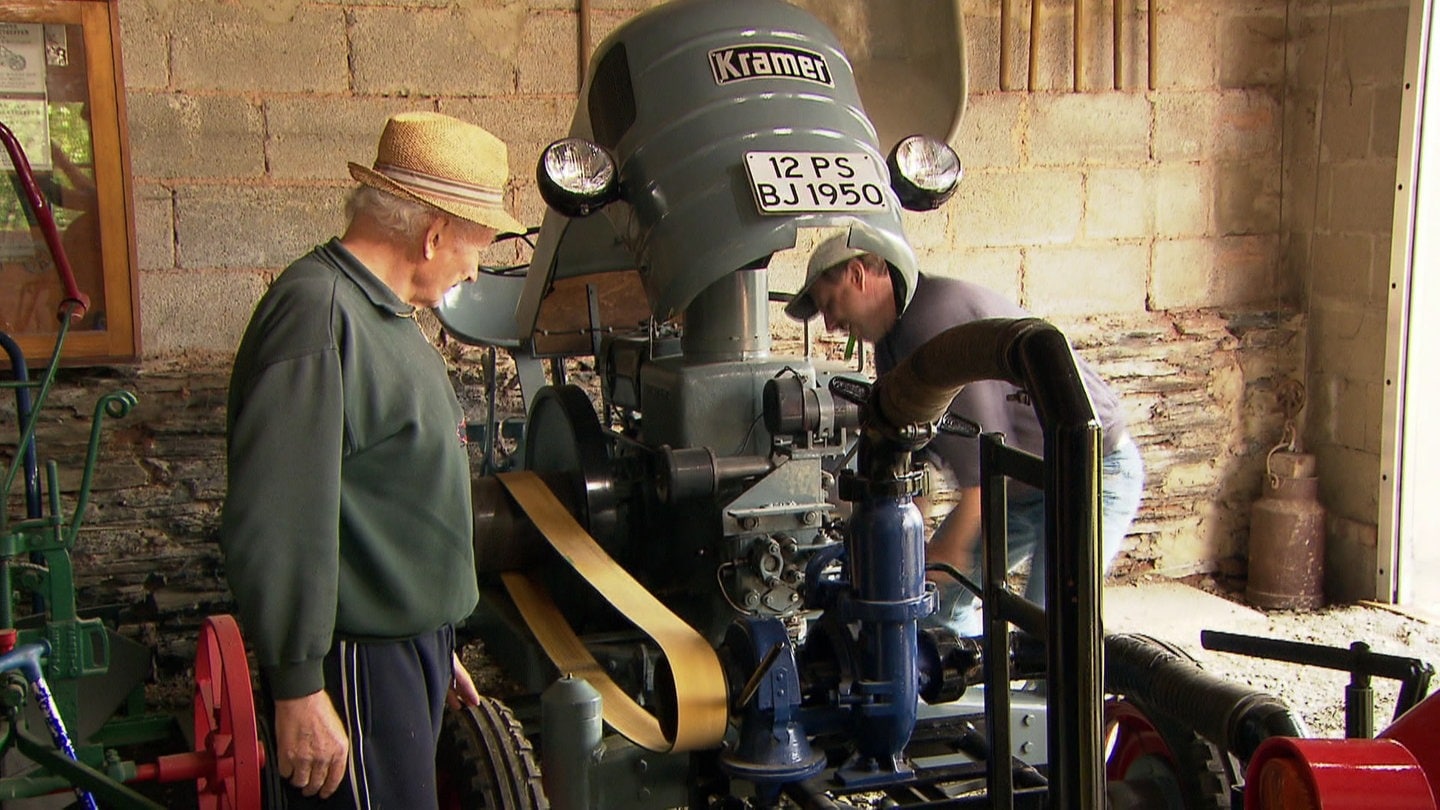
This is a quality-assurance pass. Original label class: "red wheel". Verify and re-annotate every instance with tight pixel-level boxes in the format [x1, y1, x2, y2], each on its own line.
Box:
[194, 614, 263, 810]
[1105, 698, 1178, 780]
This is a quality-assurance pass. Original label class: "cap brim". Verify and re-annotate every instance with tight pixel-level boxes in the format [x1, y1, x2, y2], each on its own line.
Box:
[783, 288, 819, 321]
[348, 163, 525, 235]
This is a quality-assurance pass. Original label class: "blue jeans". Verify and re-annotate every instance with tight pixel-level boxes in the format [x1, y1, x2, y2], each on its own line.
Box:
[932, 434, 1145, 636]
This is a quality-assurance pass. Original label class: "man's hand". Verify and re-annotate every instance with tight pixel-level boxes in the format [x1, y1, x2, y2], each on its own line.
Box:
[448, 651, 482, 710]
[274, 691, 349, 798]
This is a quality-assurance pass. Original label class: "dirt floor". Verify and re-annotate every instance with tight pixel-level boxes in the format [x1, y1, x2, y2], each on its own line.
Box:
[1106, 574, 1440, 737]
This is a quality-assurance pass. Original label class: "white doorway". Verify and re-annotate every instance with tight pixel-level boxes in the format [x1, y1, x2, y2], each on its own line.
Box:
[1384, 0, 1439, 611]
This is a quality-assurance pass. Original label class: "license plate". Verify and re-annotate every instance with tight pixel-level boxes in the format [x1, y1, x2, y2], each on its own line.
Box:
[743, 151, 889, 214]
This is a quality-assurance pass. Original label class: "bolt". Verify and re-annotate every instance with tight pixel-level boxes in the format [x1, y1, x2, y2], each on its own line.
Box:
[801, 510, 819, 526]
[634, 758, 648, 773]
[740, 516, 759, 531]
[1020, 741, 1032, 754]
[1021, 713, 1035, 727]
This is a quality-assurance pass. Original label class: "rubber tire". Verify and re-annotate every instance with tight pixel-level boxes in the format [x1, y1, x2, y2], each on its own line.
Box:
[437, 696, 550, 810]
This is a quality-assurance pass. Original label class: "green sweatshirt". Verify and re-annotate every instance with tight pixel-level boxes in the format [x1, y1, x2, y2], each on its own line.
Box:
[221, 239, 479, 699]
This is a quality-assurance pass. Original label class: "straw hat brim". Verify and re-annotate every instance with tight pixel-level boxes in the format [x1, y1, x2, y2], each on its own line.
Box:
[349, 162, 524, 235]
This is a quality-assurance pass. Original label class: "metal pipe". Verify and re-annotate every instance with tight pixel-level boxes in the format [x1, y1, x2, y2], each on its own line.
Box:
[1075, 0, 1088, 91]
[1029, 0, 1042, 90]
[578, 0, 591, 92]
[0, 123, 88, 319]
[1148, 0, 1158, 91]
[1114, 0, 1124, 89]
[1001, 0, 1014, 91]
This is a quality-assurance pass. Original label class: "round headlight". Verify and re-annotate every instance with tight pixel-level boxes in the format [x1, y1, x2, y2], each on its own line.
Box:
[887, 134, 962, 211]
[537, 138, 620, 217]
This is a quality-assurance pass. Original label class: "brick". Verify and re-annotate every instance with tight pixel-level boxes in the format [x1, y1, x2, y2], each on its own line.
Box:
[1310, 232, 1372, 300]
[139, 269, 270, 356]
[267, 98, 431, 181]
[951, 94, 1023, 171]
[1319, 83, 1373, 161]
[1219, 13, 1286, 89]
[1085, 168, 1151, 240]
[350, 6, 521, 96]
[133, 184, 173, 271]
[1215, 160, 1280, 236]
[171, 4, 347, 92]
[174, 187, 347, 270]
[1029, 93, 1150, 166]
[1027, 243, 1148, 317]
[443, 96, 576, 181]
[1154, 164, 1209, 237]
[127, 93, 264, 179]
[116, 0, 169, 89]
[949, 170, 1083, 247]
[1325, 160, 1399, 233]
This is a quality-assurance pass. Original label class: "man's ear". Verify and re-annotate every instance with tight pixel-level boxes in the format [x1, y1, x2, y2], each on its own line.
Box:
[422, 216, 446, 260]
[847, 257, 867, 288]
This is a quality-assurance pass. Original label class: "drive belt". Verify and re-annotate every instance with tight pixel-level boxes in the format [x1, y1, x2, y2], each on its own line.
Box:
[496, 471, 729, 752]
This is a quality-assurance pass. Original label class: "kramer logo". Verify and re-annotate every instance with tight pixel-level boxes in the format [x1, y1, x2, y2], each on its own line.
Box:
[709, 45, 833, 87]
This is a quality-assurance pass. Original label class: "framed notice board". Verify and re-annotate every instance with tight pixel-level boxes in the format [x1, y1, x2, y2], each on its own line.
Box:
[0, 0, 137, 365]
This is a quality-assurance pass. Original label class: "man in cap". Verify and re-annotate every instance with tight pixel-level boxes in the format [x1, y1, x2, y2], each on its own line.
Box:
[786, 222, 1144, 636]
[221, 111, 524, 806]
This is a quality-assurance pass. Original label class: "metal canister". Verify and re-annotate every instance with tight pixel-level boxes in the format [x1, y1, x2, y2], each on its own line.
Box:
[1246, 451, 1326, 610]
[542, 674, 602, 810]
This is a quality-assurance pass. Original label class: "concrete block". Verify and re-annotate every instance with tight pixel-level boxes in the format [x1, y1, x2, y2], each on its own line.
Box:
[1154, 93, 1214, 162]
[1153, 8, 1217, 89]
[1319, 83, 1373, 162]
[951, 93, 1022, 170]
[1219, 13, 1286, 89]
[1029, 93, 1150, 167]
[1215, 160, 1280, 236]
[170, 4, 347, 92]
[1151, 238, 1212, 310]
[1085, 168, 1151, 240]
[519, 10, 580, 95]
[174, 187, 347, 270]
[1027, 243, 1148, 317]
[267, 98, 430, 181]
[1334, 5, 1409, 86]
[127, 93, 265, 179]
[350, 6, 521, 96]
[1211, 234, 1281, 306]
[949, 170, 1083, 247]
[133, 184, 174, 271]
[919, 247, 1022, 305]
[1307, 301, 1387, 384]
[139, 268, 270, 356]
[442, 96, 576, 180]
[116, 0, 169, 89]
[962, 13, 1001, 93]
[1214, 90, 1281, 160]
[1326, 160, 1399, 234]
[1312, 441, 1381, 521]
[899, 208, 948, 251]
[1310, 232, 1372, 301]
[1152, 236, 1276, 310]
[1154, 164, 1209, 238]
[1372, 86, 1402, 160]
[1324, 513, 1377, 603]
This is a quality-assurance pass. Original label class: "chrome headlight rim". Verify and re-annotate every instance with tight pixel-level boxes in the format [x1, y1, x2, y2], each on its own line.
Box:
[887, 134, 962, 212]
[536, 137, 621, 218]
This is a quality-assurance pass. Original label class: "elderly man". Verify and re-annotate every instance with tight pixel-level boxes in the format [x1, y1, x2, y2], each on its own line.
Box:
[785, 223, 1144, 636]
[221, 112, 523, 807]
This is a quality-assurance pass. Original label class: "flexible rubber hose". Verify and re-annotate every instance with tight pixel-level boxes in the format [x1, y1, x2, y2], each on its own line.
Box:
[1106, 633, 1307, 760]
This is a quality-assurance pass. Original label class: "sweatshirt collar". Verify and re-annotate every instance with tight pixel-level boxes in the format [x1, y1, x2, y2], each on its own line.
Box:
[317, 237, 417, 317]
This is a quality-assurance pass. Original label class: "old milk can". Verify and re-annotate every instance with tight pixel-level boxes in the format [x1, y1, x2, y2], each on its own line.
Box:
[1247, 450, 1326, 610]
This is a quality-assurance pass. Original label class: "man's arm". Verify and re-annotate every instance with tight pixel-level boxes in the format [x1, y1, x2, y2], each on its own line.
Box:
[274, 693, 349, 798]
[924, 485, 983, 585]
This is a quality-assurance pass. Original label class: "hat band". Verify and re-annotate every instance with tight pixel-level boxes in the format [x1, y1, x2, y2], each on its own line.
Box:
[374, 162, 506, 210]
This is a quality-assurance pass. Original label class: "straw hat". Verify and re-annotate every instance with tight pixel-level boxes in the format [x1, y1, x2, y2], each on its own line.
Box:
[348, 111, 523, 234]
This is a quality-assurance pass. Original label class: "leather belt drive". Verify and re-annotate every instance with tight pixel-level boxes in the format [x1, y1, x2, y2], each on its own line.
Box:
[496, 471, 729, 752]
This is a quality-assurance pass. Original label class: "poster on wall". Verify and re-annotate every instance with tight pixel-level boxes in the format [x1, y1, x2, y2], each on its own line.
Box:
[0, 97, 50, 172]
[0, 23, 46, 94]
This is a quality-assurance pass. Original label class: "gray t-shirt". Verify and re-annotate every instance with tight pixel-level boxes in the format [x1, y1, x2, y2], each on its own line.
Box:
[875, 274, 1127, 487]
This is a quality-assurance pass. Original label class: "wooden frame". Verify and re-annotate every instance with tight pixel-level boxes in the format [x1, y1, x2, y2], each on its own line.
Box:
[0, 0, 138, 365]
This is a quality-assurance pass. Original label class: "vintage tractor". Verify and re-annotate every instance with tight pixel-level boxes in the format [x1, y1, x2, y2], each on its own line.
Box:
[434, 1, 1440, 809]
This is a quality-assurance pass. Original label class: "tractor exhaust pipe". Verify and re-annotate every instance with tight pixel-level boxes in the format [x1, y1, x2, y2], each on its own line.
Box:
[1106, 633, 1307, 759]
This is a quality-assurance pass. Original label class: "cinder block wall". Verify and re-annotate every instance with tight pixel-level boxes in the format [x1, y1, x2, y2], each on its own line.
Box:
[6, 0, 1411, 643]
[1282, 0, 1410, 600]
